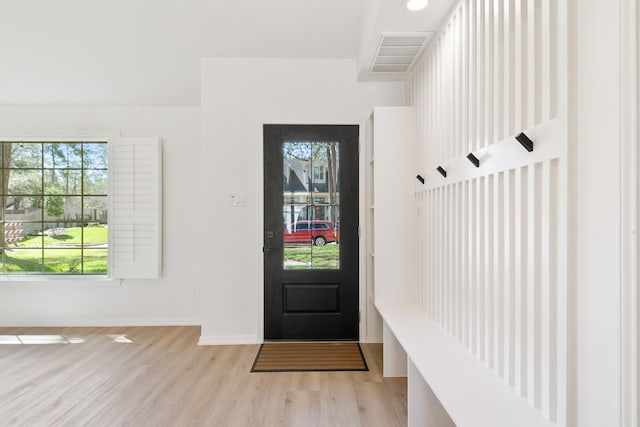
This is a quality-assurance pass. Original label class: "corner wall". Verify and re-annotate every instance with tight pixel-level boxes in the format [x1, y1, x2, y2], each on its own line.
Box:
[199, 58, 405, 344]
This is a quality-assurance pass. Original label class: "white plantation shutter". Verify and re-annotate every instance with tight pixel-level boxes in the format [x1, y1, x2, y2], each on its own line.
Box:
[109, 138, 162, 279]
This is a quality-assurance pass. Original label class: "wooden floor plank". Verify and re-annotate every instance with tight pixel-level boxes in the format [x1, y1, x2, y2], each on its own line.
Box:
[0, 326, 406, 427]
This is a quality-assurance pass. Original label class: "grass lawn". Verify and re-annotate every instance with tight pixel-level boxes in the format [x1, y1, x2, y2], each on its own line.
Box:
[284, 244, 339, 269]
[17, 225, 107, 247]
[3, 226, 108, 274]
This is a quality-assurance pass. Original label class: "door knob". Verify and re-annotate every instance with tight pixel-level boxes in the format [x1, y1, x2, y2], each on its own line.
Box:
[263, 247, 283, 253]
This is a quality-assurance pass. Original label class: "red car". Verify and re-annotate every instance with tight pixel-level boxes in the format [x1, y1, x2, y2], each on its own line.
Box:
[284, 220, 338, 246]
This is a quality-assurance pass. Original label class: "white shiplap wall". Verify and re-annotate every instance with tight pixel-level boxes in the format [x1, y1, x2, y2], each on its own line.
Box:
[407, 0, 568, 423]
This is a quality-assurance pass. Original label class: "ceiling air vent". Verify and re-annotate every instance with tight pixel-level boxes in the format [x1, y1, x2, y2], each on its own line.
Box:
[370, 32, 433, 73]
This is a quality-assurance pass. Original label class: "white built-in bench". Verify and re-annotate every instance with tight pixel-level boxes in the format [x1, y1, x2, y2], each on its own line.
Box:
[375, 302, 555, 427]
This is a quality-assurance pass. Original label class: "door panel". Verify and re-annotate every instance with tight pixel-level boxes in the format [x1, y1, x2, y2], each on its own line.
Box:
[264, 124, 359, 340]
[284, 284, 339, 312]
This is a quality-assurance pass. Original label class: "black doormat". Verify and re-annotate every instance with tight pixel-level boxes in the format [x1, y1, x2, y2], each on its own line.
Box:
[251, 342, 369, 372]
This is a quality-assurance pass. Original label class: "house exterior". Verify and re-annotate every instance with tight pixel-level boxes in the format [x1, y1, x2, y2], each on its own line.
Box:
[283, 155, 340, 227]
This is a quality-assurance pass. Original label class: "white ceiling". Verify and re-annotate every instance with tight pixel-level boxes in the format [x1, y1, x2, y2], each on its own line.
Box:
[0, 0, 457, 105]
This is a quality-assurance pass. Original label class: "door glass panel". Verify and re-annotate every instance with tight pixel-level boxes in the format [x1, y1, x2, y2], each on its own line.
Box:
[283, 141, 340, 270]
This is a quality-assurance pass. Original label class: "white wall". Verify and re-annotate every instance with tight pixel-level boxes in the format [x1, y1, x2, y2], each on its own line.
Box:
[199, 58, 405, 344]
[572, 0, 625, 425]
[372, 107, 415, 305]
[0, 106, 202, 326]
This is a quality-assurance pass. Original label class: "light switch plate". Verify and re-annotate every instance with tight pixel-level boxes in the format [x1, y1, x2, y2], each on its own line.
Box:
[229, 193, 248, 207]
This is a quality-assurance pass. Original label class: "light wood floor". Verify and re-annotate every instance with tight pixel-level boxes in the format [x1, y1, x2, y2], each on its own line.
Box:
[0, 326, 407, 427]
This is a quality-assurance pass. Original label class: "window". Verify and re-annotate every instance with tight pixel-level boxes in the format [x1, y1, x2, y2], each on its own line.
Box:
[0, 141, 108, 274]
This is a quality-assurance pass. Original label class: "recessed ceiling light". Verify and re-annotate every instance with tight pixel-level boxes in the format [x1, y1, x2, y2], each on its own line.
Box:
[402, 0, 428, 11]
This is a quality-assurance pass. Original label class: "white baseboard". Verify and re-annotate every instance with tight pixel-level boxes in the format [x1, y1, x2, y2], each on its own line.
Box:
[198, 334, 259, 345]
[0, 317, 201, 327]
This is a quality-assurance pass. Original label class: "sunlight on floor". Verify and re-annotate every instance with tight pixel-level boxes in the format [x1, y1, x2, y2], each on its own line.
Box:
[0, 334, 71, 344]
[18, 335, 68, 344]
[0, 335, 21, 344]
[0, 334, 133, 345]
[108, 334, 133, 344]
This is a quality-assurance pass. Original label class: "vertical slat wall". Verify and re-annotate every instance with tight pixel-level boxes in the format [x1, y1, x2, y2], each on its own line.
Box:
[406, 0, 567, 423]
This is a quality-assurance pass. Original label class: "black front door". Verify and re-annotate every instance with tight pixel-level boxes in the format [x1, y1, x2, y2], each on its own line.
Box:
[263, 124, 359, 340]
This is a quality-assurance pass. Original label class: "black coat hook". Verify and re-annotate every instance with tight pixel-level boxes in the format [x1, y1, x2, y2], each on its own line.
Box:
[416, 174, 425, 184]
[515, 132, 534, 152]
[436, 166, 447, 178]
[466, 153, 480, 168]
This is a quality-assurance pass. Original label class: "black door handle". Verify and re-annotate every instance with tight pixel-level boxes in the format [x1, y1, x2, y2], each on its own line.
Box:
[263, 247, 283, 253]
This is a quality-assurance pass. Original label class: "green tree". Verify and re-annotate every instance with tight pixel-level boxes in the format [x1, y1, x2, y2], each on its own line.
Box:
[324, 142, 338, 226]
[45, 195, 65, 218]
